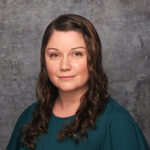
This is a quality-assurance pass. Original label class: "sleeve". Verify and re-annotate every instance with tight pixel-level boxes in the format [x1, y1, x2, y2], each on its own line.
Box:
[102, 114, 150, 150]
[6, 103, 37, 150]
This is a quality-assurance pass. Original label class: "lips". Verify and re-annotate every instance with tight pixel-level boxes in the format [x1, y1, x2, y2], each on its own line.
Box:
[58, 75, 75, 80]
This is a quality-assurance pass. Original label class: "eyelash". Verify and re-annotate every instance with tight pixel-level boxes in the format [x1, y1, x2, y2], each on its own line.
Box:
[49, 53, 59, 58]
[48, 52, 83, 59]
[73, 52, 82, 56]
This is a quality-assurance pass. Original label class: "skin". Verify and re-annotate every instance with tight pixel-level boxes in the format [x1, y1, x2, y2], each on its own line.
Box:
[45, 30, 89, 117]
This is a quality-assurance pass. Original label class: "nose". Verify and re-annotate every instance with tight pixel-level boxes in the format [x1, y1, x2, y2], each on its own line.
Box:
[60, 56, 71, 71]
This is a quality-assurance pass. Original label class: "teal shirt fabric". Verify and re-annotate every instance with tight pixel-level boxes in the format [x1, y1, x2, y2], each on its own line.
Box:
[7, 98, 150, 150]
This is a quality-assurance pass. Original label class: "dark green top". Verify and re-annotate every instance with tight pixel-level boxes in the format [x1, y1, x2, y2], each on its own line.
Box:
[7, 98, 150, 150]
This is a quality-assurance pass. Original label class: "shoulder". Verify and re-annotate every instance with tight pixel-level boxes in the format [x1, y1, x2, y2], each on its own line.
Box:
[99, 97, 140, 133]
[96, 97, 137, 136]
[20, 102, 37, 119]
[100, 97, 133, 121]
[97, 98, 150, 150]
[7, 102, 38, 150]
[16, 102, 38, 127]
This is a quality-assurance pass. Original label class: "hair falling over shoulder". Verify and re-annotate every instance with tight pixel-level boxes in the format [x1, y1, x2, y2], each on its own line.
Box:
[20, 14, 110, 150]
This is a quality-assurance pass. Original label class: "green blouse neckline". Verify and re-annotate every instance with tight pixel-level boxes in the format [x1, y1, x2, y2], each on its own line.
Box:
[51, 112, 75, 121]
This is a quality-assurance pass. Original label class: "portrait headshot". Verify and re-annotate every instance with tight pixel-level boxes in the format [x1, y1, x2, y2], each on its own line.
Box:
[0, 1, 150, 150]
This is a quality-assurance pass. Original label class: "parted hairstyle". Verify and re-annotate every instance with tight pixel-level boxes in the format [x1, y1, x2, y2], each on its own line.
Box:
[20, 14, 110, 150]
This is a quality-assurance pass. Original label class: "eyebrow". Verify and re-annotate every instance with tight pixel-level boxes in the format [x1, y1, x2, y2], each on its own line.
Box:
[46, 47, 86, 51]
[46, 48, 59, 51]
[71, 47, 86, 50]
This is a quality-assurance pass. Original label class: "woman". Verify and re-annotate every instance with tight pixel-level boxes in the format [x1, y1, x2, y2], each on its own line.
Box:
[7, 14, 149, 150]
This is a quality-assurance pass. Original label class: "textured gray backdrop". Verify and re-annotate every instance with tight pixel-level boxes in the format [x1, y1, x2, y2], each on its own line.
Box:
[0, 0, 150, 149]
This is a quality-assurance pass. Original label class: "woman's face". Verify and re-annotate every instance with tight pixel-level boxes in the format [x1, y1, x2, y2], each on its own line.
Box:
[45, 30, 89, 93]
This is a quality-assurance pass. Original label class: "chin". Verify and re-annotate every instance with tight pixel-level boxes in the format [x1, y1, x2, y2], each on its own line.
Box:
[58, 85, 88, 93]
[59, 88, 77, 92]
[58, 85, 80, 92]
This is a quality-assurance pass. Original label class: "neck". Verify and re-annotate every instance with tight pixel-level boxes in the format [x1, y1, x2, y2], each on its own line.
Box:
[53, 87, 88, 117]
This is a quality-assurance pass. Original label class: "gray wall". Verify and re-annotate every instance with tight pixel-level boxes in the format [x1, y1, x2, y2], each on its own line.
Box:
[0, 0, 150, 149]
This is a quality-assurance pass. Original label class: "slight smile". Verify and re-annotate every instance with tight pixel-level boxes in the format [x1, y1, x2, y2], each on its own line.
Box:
[58, 76, 76, 80]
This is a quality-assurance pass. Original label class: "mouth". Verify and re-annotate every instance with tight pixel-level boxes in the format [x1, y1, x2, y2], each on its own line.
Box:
[58, 76, 76, 80]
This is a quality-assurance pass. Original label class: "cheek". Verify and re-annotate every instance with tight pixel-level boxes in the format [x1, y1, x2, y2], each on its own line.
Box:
[46, 62, 58, 76]
[74, 60, 88, 75]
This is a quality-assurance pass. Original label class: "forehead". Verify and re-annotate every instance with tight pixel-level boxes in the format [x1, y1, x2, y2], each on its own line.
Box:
[46, 30, 86, 49]
[50, 30, 84, 40]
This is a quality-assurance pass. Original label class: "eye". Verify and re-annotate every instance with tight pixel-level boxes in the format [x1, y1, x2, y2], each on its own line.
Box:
[73, 52, 82, 57]
[49, 53, 59, 58]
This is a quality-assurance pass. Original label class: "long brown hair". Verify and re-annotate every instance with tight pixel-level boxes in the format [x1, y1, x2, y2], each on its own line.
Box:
[20, 14, 110, 150]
